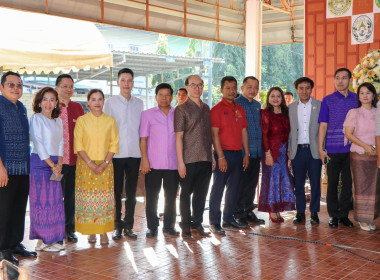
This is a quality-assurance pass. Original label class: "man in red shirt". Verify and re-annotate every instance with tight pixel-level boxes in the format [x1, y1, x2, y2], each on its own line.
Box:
[56, 74, 85, 242]
[209, 76, 250, 235]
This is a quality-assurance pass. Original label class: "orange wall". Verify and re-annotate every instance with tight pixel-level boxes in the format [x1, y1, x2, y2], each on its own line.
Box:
[305, 0, 380, 100]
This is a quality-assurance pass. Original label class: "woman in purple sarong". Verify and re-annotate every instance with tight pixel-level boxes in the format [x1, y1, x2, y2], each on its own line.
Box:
[29, 87, 65, 251]
[259, 87, 295, 223]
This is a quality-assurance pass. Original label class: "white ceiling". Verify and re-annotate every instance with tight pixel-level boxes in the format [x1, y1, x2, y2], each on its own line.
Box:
[0, 0, 304, 46]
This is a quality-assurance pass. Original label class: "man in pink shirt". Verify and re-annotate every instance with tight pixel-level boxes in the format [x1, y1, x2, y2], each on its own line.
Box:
[140, 83, 179, 238]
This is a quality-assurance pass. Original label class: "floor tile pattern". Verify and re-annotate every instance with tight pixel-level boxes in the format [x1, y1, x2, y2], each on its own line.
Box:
[20, 198, 380, 279]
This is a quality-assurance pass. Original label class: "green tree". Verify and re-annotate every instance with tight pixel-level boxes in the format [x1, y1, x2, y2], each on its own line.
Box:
[185, 39, 199, 57]
[203, 83, 222, 106]
[156, 34, 169, 55]
[261, 43, 303, 98]
[151, 35, 194, 90]
[212, 42, 246, 87]
[151, 34, 175, 87]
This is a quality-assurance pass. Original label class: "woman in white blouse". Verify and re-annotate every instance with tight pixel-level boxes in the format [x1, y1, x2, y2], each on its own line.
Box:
[29, 87, 65, 252]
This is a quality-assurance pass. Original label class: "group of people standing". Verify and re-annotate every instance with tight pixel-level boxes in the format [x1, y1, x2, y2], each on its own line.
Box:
[0, 66, 379, 266]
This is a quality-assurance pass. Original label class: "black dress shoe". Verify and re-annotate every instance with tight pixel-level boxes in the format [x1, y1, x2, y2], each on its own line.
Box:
[124, 229, 138, 239]
[329, 217, 339, 228]
[246, 212, 265, 224]
[112, 229, 123, 240]
[146, 229, 158, 238]
[181, 228, 193, 239]
[163, 228, 180, 236]
[222, 219, 249, 229]
[66, 231, 78, 243]
[210, 224, 226, 235]
[191, 226, 211, 236]
[293, 213, 306, 224]
[11, 244, 37, 258]
[235, 218, 249, 227]
[339, 217, 354, 228]
[310, 212, 320, 224]
[0, 250, 19, 265]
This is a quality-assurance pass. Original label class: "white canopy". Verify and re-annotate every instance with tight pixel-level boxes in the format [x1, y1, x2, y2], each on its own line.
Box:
[0, 8, 113, 74]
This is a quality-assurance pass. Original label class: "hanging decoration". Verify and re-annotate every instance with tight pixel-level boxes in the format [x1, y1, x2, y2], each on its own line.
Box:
[374, 0, 380, 13]
[351, 13, 374, 45]
[326, 0, 352, 18]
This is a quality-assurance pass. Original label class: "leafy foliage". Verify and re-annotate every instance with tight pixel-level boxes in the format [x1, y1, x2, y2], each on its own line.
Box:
[151, 35, 304, 105]
[185, 39, 199, 57]
[261, 43, 304, 98]
[151, 34, 192, 90]
[212, 42, 246, 87]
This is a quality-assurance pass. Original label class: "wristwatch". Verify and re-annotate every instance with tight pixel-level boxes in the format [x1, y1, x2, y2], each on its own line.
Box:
[104, 160, 109, 164]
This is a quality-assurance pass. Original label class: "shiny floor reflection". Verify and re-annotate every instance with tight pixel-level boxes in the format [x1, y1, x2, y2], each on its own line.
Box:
[20, 198, 380, 279]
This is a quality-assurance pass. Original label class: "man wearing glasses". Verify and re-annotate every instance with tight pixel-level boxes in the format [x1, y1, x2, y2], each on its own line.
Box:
[56, 74, 85, 243]
[174, 75, 213, 239]
[0, 71, 36, 264]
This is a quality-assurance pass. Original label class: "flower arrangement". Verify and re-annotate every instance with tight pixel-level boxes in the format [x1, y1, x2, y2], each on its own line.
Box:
[352, 49, 380, 94]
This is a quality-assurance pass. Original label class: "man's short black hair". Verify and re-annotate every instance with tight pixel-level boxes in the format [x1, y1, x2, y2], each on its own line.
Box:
[335, 68, 352, 79]
[55, 74, 73, 86]
[221, 76, 237, 88]
[118, 68, 134, 79]
[284, 91, 293, 97]
[1, 71, 21, 86]
[155, 83, 173, 96]
[243, 76, 259, 85]
[176, 88, 187, 95]
[185, 75, 202, 86]
[294, 77, 314, 89]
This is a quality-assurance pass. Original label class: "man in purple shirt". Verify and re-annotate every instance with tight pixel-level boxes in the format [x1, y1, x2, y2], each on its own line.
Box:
[140, 83, 179, 238]
[318, 68, 357, 228]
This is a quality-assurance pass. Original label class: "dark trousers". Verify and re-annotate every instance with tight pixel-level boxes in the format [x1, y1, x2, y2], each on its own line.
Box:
[179, 161, 212, 230]
[145, 169, 179, 230]
[209, 151, 243, 225]
[291, 147, 322, 213]
[235, 157, 261, 219]
[326, 153, 352, 218]
[0, 175, 29, 250]
[61, 164, 76, 233]
[113, 157, 141, 229]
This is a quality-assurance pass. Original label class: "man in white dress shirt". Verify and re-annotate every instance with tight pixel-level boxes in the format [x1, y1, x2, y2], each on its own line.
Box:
[103, 68, 144, 239]
[288, 77, 322, 225]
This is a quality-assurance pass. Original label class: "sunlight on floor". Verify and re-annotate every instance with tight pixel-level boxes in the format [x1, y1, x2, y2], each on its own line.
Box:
[143, 247, 158, 267]
[166, 244, 179, 258]
[123, 242, 138, 273]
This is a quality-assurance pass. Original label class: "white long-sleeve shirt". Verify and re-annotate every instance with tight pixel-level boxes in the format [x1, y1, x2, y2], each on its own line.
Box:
[30, 113, 63, 160]
[103, 95, 143, 158]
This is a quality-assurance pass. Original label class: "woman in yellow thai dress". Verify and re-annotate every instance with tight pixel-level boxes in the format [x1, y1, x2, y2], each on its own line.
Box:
[74, 89, 119, 244]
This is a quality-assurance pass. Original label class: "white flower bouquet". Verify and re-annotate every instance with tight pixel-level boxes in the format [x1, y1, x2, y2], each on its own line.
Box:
[352, 49, 380, 94]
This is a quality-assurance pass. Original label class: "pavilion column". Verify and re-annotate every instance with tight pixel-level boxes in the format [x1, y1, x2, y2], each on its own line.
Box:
[245, 0, 262, 79]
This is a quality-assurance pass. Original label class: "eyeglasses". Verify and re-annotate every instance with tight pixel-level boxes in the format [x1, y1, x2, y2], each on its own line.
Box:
[189, 83, 204, 89]
[60, 85, 75, 90]
[5, 82, 23, 89]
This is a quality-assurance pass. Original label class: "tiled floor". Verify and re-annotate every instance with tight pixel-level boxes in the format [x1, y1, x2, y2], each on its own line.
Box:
[20, 197, 380, 280]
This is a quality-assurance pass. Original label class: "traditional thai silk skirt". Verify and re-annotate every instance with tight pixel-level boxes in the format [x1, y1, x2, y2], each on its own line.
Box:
[258, 143, 295, 213]
[29, 153, 65, 244]
[350, 152, 380, 224]
[75, 158, 115, 235]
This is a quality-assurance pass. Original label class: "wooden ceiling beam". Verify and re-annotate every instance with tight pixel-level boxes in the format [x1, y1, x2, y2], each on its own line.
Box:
[279, 0, 290, 9]
[262, 2, 290, 15]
